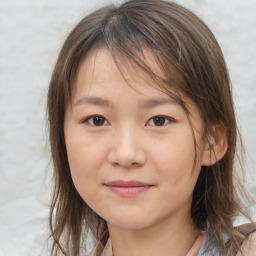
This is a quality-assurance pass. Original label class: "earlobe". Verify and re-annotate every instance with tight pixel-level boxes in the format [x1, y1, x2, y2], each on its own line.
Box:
[201, 125, 228, 166]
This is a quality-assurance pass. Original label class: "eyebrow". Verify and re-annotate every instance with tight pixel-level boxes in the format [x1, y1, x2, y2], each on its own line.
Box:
[140, 98, 176, 108]
[74, 96, 111, 107]
[74, 96, 176, 108]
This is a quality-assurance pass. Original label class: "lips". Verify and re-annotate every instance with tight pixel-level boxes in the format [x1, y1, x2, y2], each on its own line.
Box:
[104, 180, 153, 197]
[106, 180, 152, 187]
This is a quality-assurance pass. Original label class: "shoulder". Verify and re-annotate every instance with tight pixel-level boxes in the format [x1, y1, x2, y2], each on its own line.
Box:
[236, 231, 256, 256]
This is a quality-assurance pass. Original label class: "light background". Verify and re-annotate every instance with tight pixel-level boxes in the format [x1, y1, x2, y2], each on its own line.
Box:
[0, 0, 255, 255]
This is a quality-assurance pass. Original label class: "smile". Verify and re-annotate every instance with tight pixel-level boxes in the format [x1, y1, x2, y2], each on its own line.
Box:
[104, 180, 154, 197]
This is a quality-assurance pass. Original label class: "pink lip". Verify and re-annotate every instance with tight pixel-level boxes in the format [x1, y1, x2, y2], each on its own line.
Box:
[104, 180, 153, 197]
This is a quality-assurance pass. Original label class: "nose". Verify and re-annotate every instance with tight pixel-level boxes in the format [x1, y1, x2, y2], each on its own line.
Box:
[107, 126, 146, 169]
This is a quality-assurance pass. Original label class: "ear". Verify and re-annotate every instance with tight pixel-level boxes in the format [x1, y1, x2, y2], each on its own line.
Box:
[201, 125, 228, 166]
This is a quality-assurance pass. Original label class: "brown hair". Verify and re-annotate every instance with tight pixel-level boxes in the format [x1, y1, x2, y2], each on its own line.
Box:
[47, 0, 252, 255]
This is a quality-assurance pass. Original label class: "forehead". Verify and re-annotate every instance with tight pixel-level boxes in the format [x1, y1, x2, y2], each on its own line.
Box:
[72, 47, 200, 115]
[72, 46, 175, 100]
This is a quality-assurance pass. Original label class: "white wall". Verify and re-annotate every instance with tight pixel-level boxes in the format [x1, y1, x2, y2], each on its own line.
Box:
[0, 0, 255, 255]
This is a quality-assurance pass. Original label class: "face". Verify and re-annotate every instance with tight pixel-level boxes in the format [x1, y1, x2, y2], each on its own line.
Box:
[64, 47, 208, 231]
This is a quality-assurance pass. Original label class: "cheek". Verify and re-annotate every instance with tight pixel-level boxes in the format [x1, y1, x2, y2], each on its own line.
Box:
[66, 140, 103, 184]
[64, 126, 107, 199]
[153, 129, 196, 176]
[151, 128, 203, 198]
[65, 137, 106, 211]
[65, 123, 106, 171]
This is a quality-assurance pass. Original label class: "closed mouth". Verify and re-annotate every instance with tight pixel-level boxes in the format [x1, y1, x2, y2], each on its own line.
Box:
[104, 180, 154, 197]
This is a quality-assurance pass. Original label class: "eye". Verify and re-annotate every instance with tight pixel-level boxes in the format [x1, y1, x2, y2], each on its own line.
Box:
[147, 116, 174, 127]
[83, 115, 109, 126]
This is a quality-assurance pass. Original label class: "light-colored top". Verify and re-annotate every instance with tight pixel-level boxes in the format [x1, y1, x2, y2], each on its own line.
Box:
[88, 231, 256, 256]
[197, 228, 219, 255]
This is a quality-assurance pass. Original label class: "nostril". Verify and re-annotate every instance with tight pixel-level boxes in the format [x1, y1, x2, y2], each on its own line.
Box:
[131, 162, 139, 167]
[107, 146, 147, 168]
[112, 162, 139, 168]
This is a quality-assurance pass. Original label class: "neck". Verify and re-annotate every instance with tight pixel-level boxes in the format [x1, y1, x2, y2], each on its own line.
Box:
[108, 216, 200, 256]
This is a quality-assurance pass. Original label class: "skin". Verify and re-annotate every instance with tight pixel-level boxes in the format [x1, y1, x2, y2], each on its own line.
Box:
[64, 47, 215, 256]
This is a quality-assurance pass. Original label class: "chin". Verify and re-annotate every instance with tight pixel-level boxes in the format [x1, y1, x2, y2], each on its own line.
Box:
[105, 214, 155, 230]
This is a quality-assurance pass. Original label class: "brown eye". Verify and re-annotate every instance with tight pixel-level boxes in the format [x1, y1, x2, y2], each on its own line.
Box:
[92, 116, 105, 126]
[85, 115, 109, 126]
[153, 116, 166, 126]
[147, 116, 174, 127]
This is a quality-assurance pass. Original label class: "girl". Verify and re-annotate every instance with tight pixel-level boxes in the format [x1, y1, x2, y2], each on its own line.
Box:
[47, 0, 256, 255]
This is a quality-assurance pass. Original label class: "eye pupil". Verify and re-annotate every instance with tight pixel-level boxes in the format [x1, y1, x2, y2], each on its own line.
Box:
[153, 116, 165, 126]
[93, 116, 105, 126]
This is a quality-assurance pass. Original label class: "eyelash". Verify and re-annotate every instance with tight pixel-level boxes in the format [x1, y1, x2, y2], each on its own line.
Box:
[83, 115, 109, 126]
[82, 115, 175, 127]
[147, 115, 175, 126]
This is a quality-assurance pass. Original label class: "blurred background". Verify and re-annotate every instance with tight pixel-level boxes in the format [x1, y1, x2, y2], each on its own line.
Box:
[0, 0, 255, 255]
